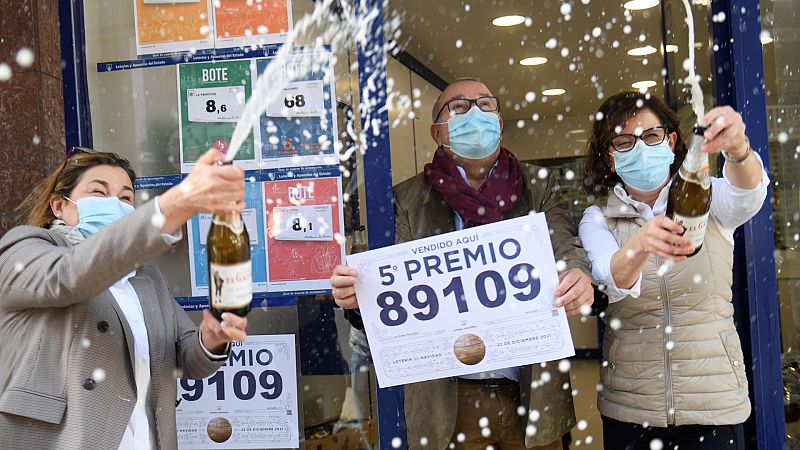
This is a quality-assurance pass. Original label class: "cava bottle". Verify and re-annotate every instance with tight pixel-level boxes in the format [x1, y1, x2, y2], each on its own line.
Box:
[666, 125, 712, 257]
[207, 207, 252, 319]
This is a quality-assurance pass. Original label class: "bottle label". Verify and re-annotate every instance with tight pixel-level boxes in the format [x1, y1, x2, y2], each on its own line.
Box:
[673, 212, 710, 248]
[209, 261, 252, 309]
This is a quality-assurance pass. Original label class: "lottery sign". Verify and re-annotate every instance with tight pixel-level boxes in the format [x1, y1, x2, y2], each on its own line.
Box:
[347, 213, 575, 387]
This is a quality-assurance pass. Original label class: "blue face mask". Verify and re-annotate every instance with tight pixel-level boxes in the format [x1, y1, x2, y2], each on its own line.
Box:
[439, 106, 502, 160]
[612, 140, 675, 192]
[65, 196, 135, 237]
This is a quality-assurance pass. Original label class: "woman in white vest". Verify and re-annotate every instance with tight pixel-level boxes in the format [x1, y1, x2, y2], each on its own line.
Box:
[579, 92, 768, 450]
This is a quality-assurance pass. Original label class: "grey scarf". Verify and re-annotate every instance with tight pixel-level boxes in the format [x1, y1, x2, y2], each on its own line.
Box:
[47, 219, 85, 246]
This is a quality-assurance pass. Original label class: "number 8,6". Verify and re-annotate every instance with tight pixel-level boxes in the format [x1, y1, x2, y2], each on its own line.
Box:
[376, 262, 540, 327]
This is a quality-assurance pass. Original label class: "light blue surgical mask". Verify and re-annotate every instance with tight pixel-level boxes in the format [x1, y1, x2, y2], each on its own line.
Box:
[64, 196, 135, 237]
[438, 106, 501, 159]
[612, 140, 675, 192]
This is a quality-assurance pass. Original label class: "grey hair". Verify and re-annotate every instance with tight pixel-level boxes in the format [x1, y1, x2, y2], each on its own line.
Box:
[431, 77, 484, 122]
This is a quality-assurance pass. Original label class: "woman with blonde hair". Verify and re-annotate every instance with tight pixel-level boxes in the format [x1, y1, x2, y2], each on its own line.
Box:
[0, 147, 248, 450]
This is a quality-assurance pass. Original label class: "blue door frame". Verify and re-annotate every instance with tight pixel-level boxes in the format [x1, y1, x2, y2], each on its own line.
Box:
[59, 0, 92, 149]
[710, 0, 785, 448]
[58, 0, 785, 448]
[354, 0, 407, 448]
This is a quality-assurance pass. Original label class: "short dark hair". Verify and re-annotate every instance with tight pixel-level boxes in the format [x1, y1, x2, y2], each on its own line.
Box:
[16, 150, 137, 227]
[582, 91, 687, 197]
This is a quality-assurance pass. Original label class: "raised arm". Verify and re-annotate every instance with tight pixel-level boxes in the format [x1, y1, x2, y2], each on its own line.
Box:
[0, 149, 244, 311]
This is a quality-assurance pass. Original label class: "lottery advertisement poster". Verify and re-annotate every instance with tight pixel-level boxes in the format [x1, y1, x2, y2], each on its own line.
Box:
[214, 0, 293, 49]
[133, 0, 213, 56]
[262, 171, 344, 292]
[176, 334, 299, 449]
[178, 60, 256, 172]
[133, 0, 292, 56]
[187, 182, 268, 297]
[255, 52, 339, 169]
[177, 50, 337, 173]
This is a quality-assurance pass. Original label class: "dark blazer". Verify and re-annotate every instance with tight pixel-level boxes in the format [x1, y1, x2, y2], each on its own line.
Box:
[393, 162, 590, 450]
[0, 201, 223, 449]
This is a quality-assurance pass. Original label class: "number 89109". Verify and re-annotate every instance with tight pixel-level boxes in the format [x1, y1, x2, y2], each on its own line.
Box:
[375, 263, 541, 327]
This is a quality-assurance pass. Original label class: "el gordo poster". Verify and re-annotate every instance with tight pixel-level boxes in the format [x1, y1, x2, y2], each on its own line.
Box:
[263, 176, 344, 292]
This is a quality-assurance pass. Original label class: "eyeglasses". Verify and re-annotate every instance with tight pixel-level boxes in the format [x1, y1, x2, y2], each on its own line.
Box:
[609, 126, 669, 152]
[436, 96, 500, 121]
[53, 146, 97, 182]
[65, 146, 95, 160]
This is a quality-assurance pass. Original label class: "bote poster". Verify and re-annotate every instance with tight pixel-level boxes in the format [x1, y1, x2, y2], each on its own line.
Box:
[177, 59, 257, 172]
[263, 174, 344, 292]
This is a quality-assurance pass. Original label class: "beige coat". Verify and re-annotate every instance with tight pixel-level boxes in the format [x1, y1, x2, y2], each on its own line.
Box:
[394, 162, 591, 450]
[0, 202, 224, 449]
[598, 192, 751, 427]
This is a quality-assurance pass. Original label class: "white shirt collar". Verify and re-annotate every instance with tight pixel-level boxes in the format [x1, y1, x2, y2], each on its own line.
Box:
[454, 161, 499, 187]
[114, 271, 137, 287]
[612, 181, 671, 220]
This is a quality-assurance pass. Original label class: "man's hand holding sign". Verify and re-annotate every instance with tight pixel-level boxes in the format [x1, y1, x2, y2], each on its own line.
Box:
[332, 213, 578, 387]
[330, 78, 593, 449]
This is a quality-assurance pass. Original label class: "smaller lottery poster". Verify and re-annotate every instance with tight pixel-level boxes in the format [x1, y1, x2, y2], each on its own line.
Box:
[262, 170, 344, 292]
[133, 0, 213, 56]
[255, 51, 339, 169]
[133, 0, 292, 56]
[188, 182, 268, 297]
[178, 60, 257, 172]
[213, 0, 293, 49]
[176, 334, 299, 449]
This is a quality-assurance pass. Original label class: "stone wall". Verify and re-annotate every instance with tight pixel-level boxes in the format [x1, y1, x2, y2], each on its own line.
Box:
[0, 0, 65, 234]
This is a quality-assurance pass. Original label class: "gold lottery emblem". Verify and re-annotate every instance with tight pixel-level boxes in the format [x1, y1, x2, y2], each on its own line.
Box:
[207, 416, 233, 443]
[453, 333, 486, 365]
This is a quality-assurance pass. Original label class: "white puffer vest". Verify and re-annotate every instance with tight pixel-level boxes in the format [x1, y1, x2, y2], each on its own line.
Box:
[597, 192, 751, 427]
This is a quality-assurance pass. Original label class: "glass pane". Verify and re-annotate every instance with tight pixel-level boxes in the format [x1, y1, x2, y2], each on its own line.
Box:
[383, 0, 698, 448]
[762, 0, 800, 447]
[81, 1, 377, 448]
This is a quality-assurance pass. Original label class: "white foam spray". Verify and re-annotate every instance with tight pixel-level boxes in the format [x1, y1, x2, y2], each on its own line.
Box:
[680, 0, 706, 124]
[224, 0, 386, 162]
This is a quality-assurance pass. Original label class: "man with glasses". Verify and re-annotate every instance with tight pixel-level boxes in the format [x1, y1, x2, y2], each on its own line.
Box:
[331, 78, 592, 450]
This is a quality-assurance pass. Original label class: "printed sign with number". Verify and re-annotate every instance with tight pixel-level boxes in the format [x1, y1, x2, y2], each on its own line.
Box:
[262, 175, 344, 292]
[271, 204, 333, 241]
[176, 335, 299, 449]
[187, 86, 245, 123]
[177, 59, 255, 169]
[265, 80, 325, 118]
[346, 213, 575, 388]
